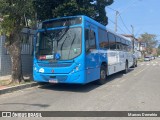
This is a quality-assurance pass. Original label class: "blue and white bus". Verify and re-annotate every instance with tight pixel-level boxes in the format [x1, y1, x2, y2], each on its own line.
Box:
[33, 15, 133, 84]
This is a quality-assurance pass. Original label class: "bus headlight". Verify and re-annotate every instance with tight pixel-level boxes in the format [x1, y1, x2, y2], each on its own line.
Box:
[70, 64, 81, 74]
[75, 66, 79, 71]
[75, 64, 81, 71]
[39, 68, 44, 73]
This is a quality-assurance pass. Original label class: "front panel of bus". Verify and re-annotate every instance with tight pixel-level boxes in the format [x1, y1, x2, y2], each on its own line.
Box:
[33, 16, 86, 84]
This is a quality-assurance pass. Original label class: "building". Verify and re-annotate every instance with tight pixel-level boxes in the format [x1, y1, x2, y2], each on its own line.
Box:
[122, 34, 142, 58]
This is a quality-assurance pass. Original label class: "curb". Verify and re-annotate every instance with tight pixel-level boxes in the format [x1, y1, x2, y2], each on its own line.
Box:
[0, 82, 39, 95]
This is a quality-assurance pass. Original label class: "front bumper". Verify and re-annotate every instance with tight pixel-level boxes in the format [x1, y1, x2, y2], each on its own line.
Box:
[33, 70, 85, 84]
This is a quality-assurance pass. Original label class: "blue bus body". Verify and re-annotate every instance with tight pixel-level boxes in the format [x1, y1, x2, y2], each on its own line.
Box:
[33, 15, 133, 84]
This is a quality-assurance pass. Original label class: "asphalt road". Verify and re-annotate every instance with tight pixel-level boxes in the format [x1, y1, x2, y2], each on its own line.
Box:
[0, 58, 160, 119]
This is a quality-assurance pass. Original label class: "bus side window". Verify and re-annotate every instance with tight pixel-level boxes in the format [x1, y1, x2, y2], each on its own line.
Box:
[85, 29, 90, 52]
[116, 43, 120, 50]
[108, 32, 116, 50]
[116, 36, 121, 50]
[85, 29, 96, 52]
[89, 30, 96, 49]
[98, 28, 109, 49]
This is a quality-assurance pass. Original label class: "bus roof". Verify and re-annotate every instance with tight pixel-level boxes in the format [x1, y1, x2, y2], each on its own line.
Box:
[42, 15, 131, 42]
[82, 16, 131, 42]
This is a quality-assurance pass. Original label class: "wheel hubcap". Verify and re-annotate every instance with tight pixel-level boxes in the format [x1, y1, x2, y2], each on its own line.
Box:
[126, 64, 128, 72]
[101, 70, 106, 79]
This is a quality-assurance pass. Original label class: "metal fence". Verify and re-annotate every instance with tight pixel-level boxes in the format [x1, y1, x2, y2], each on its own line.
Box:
[0, 28, 35, 76]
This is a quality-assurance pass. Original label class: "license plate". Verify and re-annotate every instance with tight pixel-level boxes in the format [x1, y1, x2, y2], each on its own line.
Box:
[49, 79, 58, 83]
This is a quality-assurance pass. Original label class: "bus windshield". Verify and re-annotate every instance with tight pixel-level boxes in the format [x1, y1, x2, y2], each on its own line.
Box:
[36, 27, 82, 61]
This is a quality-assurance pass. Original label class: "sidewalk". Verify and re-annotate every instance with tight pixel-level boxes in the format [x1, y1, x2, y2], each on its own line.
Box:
[0, 75, 11, 81]
[0, 82, 39, 95]
[0, 75, 11, 90]
[0, 75, 40, 95]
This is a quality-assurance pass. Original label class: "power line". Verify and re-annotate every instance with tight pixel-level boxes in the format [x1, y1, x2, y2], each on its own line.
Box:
[107, 5, 160, 38]
[107, 0, 140, 13]
[119, 14, 132, 34]
[119, 0, 141, 14]
[108, 18, 126, 34]
[106, 7, 132, 34]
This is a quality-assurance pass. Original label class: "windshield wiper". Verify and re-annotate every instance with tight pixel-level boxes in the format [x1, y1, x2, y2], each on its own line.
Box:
[68, 33, 76, 59]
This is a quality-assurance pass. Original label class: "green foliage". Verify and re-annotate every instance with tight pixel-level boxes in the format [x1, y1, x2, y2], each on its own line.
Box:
[52, 0, 95, 19]
[1, 16, 15, 36]
[33, 0, 63, 21]
[0, 0, 36, 82]
[0, 0, 35, 37]
[139, 33, 158, 54]
[33, 0, 113, 25]
[94, 0, 113, 25]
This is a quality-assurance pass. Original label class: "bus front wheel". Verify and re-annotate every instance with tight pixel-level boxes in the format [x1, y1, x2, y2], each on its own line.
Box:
[95, 65, 107, 85]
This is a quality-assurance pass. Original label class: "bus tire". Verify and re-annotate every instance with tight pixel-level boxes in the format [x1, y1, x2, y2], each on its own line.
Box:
[123, 61, 128, 74]
[132, 59, 137, 68]
[95, 65, 107, 85]
[135, 60, 138, 67]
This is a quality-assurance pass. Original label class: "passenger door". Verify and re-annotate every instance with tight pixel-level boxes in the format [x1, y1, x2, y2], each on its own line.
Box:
[85, 22, 99, 82]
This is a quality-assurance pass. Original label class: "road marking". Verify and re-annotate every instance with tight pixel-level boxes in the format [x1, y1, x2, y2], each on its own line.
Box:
[147, 64, 150, 66]
[153, 64, 156, 66]
[140, 64, 144, 66]
[134, 67, 148, 76]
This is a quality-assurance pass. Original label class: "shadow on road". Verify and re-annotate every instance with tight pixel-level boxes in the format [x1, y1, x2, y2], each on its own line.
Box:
[39, 68, 134, 93]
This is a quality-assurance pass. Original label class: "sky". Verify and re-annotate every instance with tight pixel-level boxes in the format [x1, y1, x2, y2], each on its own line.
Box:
[105, 0, 160, 43]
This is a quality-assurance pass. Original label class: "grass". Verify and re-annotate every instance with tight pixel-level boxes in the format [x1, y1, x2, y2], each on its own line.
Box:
[0, 79, 11, 86]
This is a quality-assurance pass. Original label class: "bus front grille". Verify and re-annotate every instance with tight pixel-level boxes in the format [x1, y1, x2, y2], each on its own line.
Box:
[38, 63, 72, 67]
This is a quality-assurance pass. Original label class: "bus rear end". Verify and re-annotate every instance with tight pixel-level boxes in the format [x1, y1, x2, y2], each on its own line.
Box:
[33, 16, 86, 84]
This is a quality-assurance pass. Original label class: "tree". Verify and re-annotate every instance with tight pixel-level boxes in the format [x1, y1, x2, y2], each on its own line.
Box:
[33, 0, 64, 21]
[33, 0, 113, 25]
[139, 33, 158, 55]
[94, 0, 113, 25]
[0, 0, 35, 83]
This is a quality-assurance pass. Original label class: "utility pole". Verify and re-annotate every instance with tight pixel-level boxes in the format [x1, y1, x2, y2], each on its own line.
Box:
[131, 25, 134, 53]
[115, 11, 119, 32]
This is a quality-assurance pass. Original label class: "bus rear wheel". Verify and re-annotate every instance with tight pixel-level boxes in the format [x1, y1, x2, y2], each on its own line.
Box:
[123, 61, 128, 74]
[132, 59, 138, 68]
[135, 60, 138, 67]
[95, 65, 107, 85]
